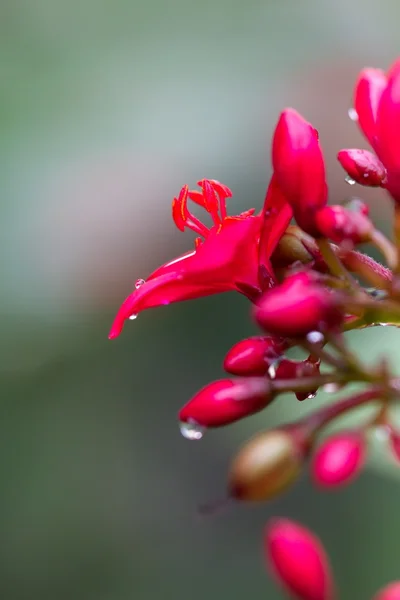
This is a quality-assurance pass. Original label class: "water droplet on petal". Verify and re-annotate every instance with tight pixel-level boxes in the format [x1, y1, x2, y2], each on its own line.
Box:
[322, 383, 340, 394]
[306, 331, 324, 344]
[179, 421, 205, 440]
[345, 175, 356, 186]
[348, 107, 359, 121]
[306, 392, 317, 400]
[129, 313, 138, 320]
[135, 278, 145, 289]
[376, 322, 390, 327]
[267, 359, 282, 379]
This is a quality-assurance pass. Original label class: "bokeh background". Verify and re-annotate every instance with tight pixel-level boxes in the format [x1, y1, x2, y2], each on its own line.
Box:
[2, 1, 400, 598]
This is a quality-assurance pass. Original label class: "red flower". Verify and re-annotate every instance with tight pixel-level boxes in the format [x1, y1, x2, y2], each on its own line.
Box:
[109, 177, 292, 339]
[352, 60, 400, 203]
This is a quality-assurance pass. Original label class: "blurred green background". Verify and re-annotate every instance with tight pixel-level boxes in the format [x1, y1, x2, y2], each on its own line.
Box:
[2, 1, 400, 598]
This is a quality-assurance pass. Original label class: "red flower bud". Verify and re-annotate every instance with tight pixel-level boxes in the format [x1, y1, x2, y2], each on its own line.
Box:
[223, 336, 288, 376]
[271, 357, 320, 401]
[373, 582, 400, 600]
[272, 108, 327, 236]
[311, 431, 366, 488]
[265, 518, 335, 600]
[178, 378, 272, 428]
[389, 428, 400, 462]
[229, 429, 306, 501]
[337, 148, 387, 187]
[254, 272, 343, 338]
[315, 205, 373, 245]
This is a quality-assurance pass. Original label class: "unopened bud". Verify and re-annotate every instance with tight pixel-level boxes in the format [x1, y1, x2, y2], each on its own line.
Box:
[265, 518, 335, 600]
[223, 336, 288, 376]
[315, 205, 373, 245]
[272, 225, 317, 267]
[270, 357, 321, 401]
[373, 582, 400, 600]
[254, 272, 343, 338]
[272, 109, 327, 237]
[311, 431, 366, 488]
[228, 428, 307, 502]
[178, 378, 272, 428]
[337, 148, 387, 187]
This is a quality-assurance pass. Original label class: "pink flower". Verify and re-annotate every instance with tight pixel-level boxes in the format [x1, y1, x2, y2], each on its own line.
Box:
[373, 582, 400, 600]
[265, 518, 335, 600]
[352, 60, 400, 203]
[109, 177, 292, 339]
[272, 108, 327, 235]
[311, 431, 366, 489]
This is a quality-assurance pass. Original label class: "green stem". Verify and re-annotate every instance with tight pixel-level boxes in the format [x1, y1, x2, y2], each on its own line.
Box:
[317, 238, 359, 292]
[370, 229, 397, 270]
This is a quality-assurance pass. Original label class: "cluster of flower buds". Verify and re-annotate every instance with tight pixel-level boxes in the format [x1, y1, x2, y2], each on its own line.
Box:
[109, 57, 400, 599]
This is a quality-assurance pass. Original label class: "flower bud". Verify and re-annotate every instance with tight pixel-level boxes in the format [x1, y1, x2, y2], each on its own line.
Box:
[228, 428, 306, 501]
[178, 378, 272, 428]
[254, 272, 343, 338]
[315, 205, 374, 245]
[270, 357, 320, 401]
[337, 148, 387, 186]
[373, 582, 400, 600]
[265, 518, 335, 600]
[388, 428, 400, 462]
[311, 431, 366, 488]
[223, 336, 288, 376]
[272, 225, 319, 268]
[272, 108, 327, 236]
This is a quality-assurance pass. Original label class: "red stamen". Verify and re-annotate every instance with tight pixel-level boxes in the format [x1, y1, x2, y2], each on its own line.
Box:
[198, 179, 222, 225]
[171, 185, 209, 237]
[208, 179, 232, 220]
[188, 190, 207, 208]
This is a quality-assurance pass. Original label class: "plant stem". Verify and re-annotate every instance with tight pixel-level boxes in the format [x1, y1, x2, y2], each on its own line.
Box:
[370, 229, 397, 270]
[303, 386, 384, 434]
[317, 238, 359, 292]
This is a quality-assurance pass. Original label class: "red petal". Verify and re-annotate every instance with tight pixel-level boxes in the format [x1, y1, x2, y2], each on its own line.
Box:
[258, 174, 293, 272]
[354, 67, 386, 148]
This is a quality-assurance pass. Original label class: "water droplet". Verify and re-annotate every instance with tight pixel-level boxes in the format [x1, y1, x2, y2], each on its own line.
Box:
[322, 383, 341, 394]
[267, 359, 282, 379]
[306, 331, 324, 344]
[345, 175, 356, 186]
[306, 392, 317, 400]
[129, 313, 138, 320]
[348, 107, 359, 121]
[135, 278, 145, 289]
[179, 421, 205, 440]
[377, 322, 390, 327]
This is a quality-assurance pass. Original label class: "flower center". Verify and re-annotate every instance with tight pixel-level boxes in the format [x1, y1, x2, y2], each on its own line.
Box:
[172, 179, 233, 238]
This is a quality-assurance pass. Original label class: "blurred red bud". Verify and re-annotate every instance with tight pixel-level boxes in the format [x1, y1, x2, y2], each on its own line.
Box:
[373, 582, 400, 600]
[178, 378, 272, 428]
[337, 148, 387, 187]
[265, 518, 335, 600]
[254, 272, 343, 338]
[315, 205, 373, 245]
[353, 67, 386, 147]
[223, 336, 288, 376]
[311, 431, 366, 488]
